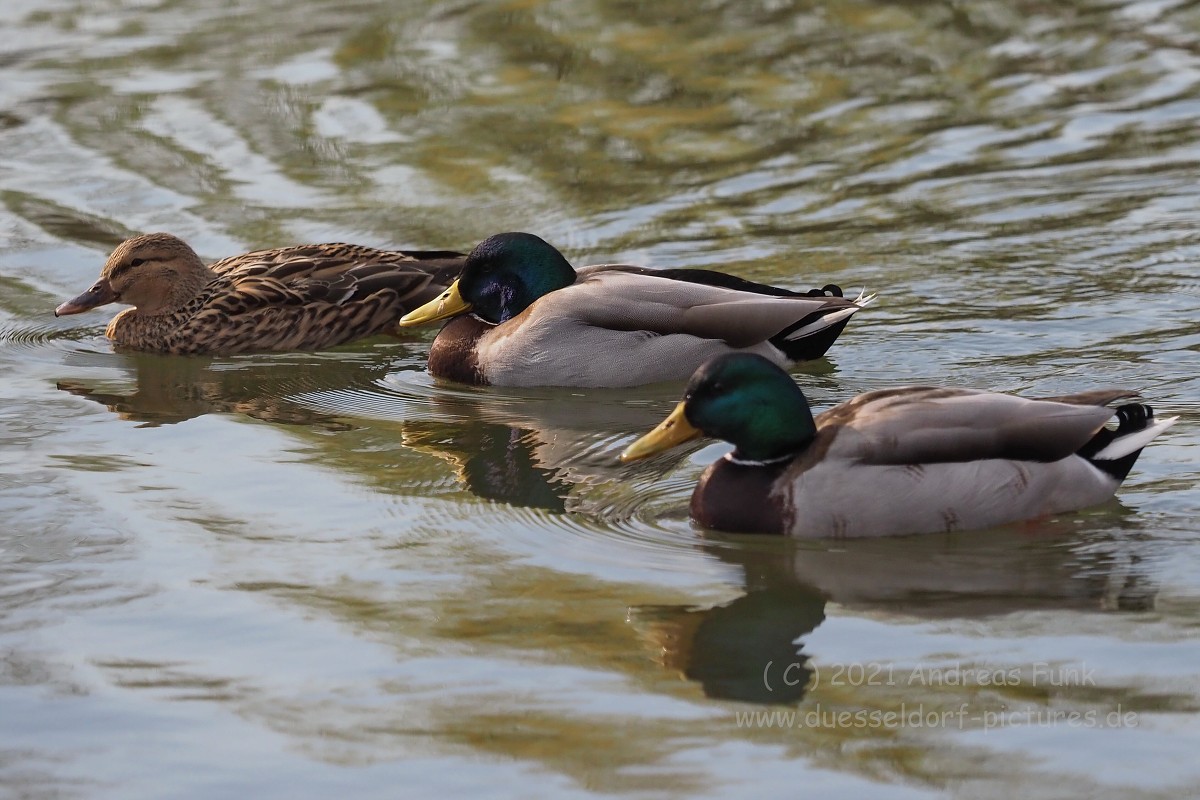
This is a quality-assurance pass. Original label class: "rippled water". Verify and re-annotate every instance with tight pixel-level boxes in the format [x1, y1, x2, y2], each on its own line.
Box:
[2, 0, 1199, 797]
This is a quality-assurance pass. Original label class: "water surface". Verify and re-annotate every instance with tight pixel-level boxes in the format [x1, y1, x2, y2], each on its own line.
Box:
[2, 1, 1199, 797]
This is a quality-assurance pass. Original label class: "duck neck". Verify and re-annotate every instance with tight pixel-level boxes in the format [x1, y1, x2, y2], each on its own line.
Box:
[179, 264, 217, 302]
[137, 265, 215, 316]
[725, 450, 797, 467]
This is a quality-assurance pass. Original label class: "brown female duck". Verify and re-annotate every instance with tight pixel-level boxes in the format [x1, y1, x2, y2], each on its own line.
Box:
[54, 233, 464, 355]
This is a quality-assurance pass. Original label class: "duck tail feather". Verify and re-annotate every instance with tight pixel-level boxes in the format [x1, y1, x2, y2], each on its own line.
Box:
[1081, 403, 1176, 481]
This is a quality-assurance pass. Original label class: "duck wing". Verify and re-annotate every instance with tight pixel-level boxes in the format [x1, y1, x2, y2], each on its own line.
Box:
[566, 266, 868, 353]
[207, 246, 465, 313]
[210, 243, 463, 275]
[822, 387, 1136, 465]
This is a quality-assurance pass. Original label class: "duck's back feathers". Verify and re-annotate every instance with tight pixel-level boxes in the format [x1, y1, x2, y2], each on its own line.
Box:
[570, 266, 862, 348]
[210, 245, 464, 307]
[629, 266, 862, 360]
[600, 264, 828, 298]
[210, 243, 463, 275]
[820, 387, 1137, 466]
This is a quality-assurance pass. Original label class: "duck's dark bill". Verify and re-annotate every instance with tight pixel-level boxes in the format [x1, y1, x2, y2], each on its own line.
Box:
[620, 402, 701, 462]
[55, 280, 117, 316]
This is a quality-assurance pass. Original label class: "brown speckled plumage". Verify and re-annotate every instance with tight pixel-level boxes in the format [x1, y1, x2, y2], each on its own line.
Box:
[55, 233, 464, 355]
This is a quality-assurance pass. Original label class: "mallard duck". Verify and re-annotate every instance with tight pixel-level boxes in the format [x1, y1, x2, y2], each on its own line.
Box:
[620, 353, 1177, 538]
[396, 232, 872, 388]
[54, 233, 465, 355]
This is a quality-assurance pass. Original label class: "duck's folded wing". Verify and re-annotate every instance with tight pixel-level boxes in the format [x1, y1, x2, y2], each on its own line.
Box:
[825, 387, 1136, 465]
[211, 244, 463, 274]
[566, 268, 862, 346]
[211, 255, 461, 315]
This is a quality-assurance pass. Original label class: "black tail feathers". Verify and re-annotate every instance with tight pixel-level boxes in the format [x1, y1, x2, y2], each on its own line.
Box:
[1077, 402, 1156, 481]
[770, 315, 853, 361]
[770, 284, 853, 361]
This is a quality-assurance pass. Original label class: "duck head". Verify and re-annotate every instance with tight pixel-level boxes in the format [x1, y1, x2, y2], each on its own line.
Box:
[55, 233, 213, 317]
[621, 353, 818, 464]
[398, 232, 576, 326]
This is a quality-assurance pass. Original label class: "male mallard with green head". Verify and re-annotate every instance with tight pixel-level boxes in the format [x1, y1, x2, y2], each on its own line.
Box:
[55, 233, 464, 355]
[397, 232, 872, 388]
[621, 353, 1177, 538]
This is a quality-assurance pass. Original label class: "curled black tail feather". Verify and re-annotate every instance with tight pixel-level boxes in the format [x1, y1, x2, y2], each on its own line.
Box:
[1078, 403, 1155, 481]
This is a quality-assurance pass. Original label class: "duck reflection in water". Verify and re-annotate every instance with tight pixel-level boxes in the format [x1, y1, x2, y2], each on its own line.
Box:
[56, 349, 399, 428]
[401, 420, 577, 513]
[629, 521, 1157, 705]
[388, 384, 699, 514]
[633, 581, 825, 705]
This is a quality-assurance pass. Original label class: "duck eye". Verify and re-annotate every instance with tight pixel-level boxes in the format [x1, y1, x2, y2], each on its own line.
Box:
[129, 258, 145, 267]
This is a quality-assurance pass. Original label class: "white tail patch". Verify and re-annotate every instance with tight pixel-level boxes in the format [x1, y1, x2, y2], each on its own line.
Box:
[782, 289, 874, 342]
[783, 307, 853, 340]
[1093, 415, 1179, 461]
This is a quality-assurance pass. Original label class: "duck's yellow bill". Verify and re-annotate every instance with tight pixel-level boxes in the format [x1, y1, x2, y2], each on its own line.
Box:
[398, 280, 472, 327]
[620, 402, 701, 462]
